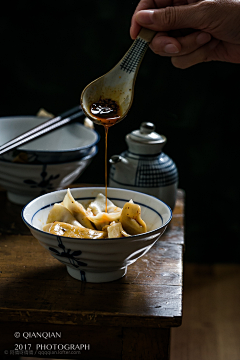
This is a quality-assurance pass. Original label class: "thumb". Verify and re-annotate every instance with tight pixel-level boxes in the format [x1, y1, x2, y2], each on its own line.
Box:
[135, 3, 206, 32]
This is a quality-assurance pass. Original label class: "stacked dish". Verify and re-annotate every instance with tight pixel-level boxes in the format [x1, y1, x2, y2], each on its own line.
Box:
[0, 116, 99, 204]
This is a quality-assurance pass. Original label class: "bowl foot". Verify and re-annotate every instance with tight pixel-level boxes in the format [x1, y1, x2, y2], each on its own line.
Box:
[67, 266, 127, 283]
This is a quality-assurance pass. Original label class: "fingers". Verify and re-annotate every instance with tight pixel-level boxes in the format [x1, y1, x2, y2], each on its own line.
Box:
[171, 38, 220, 68]
[150, 31, 211, 57]
[149, 30, 217, 68]
[149, 32, 181, 54]
[134, 3, 207, 33]
[130, 0, 157, 39]
[130, 0, 175, 39]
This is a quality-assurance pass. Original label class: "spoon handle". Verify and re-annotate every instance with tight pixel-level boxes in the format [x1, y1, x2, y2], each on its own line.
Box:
[138, 28, 156, 43]
[119, 28, 156, 74]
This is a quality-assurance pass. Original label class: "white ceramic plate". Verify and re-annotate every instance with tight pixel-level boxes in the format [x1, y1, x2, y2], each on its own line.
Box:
[0, 116, 99, 163]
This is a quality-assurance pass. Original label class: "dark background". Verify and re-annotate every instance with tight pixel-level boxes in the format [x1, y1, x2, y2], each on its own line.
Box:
[1, 1, 239, 263]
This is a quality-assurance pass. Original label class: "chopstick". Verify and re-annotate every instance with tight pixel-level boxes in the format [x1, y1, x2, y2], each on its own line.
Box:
[0, 105, 84, 156]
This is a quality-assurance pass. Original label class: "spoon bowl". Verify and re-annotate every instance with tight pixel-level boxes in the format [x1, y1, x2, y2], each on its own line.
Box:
[80, 28, 156, 126]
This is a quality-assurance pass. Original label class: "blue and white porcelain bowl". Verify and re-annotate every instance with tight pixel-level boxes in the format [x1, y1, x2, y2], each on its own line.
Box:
[0, 116, 99, 164]
[22, 187, 172, 283]
[0, 146, 98, 205]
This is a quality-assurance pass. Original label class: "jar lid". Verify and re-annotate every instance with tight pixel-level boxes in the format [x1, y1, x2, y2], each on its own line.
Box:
[129, 122, 166, 144]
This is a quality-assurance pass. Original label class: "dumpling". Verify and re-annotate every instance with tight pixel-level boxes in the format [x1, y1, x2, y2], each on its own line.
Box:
[88, 193, 121, 215]
[43, 222, 107, 239]
[106, 221, 130, 238]
[120, 202, 147, 235]
[46, 203, 84, 228]
[86, 193, 122, 230]
[62, 188, 95, 229]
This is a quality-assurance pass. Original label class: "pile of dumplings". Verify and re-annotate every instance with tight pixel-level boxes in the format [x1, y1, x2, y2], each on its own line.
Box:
[43, 189, 147, 239]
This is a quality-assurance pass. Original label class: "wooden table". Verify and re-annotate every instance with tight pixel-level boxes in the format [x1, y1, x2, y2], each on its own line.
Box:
[0, 187, 184, 360]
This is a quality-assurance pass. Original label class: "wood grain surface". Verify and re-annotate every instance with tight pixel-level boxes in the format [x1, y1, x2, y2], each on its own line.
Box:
[0, 188, 185, 359]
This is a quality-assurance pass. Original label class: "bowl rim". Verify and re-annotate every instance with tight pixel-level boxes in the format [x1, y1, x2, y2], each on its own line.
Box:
[0, 145, 98, 167]
[0, 116, 100, 154]
[21, 187, 172, 241]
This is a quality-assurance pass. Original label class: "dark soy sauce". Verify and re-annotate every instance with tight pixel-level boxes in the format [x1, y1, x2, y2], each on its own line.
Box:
[90, 98, 122, 212]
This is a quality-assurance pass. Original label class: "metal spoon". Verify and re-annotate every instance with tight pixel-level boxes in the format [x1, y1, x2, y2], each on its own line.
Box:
[80, 28, 156, 126]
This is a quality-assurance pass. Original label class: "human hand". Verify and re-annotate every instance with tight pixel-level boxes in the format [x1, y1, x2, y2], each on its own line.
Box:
[130, 0, 240, 68]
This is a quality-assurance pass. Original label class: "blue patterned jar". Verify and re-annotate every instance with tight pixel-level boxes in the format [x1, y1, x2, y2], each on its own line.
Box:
[109, 122, 178, 209]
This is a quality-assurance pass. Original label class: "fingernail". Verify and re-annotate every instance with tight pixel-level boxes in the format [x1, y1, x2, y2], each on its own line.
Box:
[136, 10, 154, 25]
[196, 32, 211, 45]
[164, 44, 179, 54]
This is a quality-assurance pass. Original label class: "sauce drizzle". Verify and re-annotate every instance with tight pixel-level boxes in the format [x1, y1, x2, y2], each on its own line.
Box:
[104, 126, 108, 213]
[90, 98, 121, 212]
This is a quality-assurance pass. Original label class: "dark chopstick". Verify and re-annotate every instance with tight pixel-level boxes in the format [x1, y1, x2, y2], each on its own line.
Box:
[0, 105, 83, 151]
[0, 105, 84, 156]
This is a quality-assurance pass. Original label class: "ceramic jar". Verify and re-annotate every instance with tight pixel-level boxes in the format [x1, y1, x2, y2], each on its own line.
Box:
[109, 122, 178, 209]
